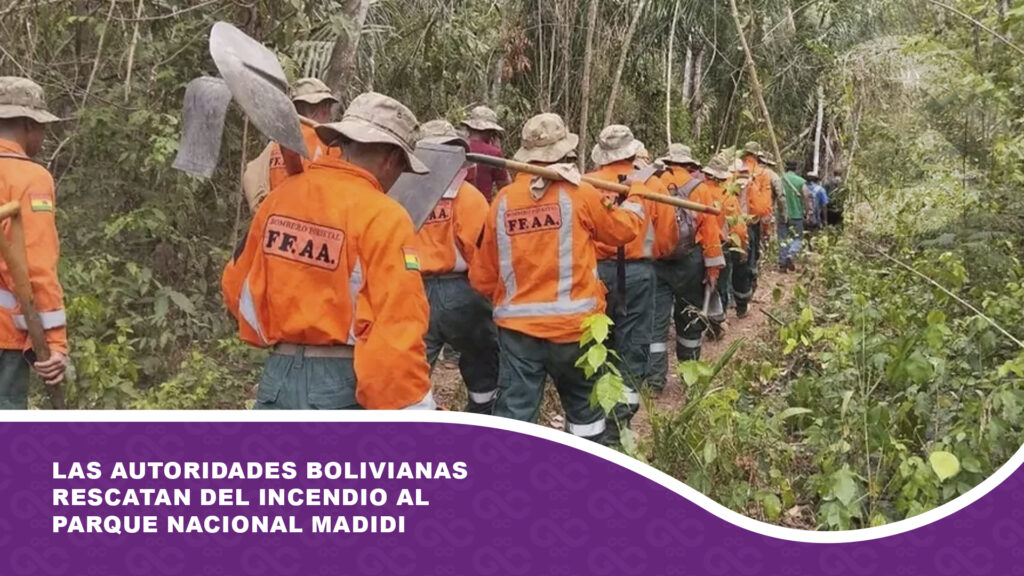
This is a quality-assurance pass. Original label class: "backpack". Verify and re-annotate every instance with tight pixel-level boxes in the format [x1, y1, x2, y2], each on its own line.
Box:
[664, 171, 704, 258]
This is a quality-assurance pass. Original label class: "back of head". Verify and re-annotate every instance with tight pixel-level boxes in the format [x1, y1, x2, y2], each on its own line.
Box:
[291, 77, 338, 123]
[461, 105, 505, 142]
[0, 76, 59, 156]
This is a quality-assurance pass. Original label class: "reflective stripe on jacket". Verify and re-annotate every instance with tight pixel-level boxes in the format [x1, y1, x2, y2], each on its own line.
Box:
[412, 179, 488, 275]
[469, 172, 643, 343]
[222, 156, 431, 409]
[0, 139, 67, 353]
[587, 161, 678, 261]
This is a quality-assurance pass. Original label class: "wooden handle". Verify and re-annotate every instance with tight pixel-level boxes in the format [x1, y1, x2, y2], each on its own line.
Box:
[466, 154, 721, 215]
[0, 201, 20, 221]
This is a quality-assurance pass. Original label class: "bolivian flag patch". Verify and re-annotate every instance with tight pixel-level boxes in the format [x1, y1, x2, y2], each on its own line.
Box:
[402, 247, 421, 271]
[29, 194, 53, 213]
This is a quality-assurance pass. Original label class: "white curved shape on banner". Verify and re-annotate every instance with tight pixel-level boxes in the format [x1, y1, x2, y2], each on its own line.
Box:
[9, 409, 1023, 544]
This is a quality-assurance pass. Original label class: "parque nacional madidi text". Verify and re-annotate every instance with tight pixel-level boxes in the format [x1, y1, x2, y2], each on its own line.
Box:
[50, 460, 468, 535]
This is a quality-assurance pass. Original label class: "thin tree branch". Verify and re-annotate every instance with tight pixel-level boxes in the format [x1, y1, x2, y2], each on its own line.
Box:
[922, 0, 1024, 57]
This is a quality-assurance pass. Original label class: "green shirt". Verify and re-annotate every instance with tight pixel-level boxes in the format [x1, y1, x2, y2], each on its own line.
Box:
[782, 172, 806, 221]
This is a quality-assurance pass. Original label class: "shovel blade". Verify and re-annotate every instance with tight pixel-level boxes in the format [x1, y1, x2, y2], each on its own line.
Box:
[628, 163, 660, 185]
[209, 22, 308, 158]
[389, 143, 466, 231]
[172, 76, 233, 178]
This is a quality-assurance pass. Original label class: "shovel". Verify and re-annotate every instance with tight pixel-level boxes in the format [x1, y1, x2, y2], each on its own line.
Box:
[173, 22, 308, 179]
[389, 143, 467, 231]
[0, 201, 65, 409]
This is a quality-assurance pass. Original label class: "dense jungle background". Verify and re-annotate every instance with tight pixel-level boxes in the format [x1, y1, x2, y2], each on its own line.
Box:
[1, 0, 1022, 529]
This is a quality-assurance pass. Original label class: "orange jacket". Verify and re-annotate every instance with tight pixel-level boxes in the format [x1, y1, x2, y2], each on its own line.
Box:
[587, 161, 678, 260]
[222, 156, 431, 409]
[268, 124, 342, 191]
[744, 155, 773, 219]
[659, 167, 726, 269]
[469, 172, 643, 343]
[411, 175, 488, 275]
[0, 139, 66, 354]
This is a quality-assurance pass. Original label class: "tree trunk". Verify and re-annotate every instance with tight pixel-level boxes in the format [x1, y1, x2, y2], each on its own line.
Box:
[560, 0, 573, 118]
[690, 40, 704, 140]
[813, 84, 824, 174]
[603, 0, 648, 127]
[681, 33, 693, 105]
[324, 0, 373, 101]
[578, 0, 600, 169]
[490, 1, 509, 103]
[537, 0, 547, 110]
[665, 0, 680, 147]
[727, 0, 783, 174]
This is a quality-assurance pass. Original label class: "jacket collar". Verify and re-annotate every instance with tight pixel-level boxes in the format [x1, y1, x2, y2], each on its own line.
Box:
[310, 155, 384, 192]
[0, 138, 28, 157]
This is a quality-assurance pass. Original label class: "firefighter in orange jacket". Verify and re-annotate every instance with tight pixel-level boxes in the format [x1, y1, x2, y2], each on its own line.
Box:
[653, 145, 726, 363]
[742, 141, 773, 287]
[586, 125, 677, 442]
[470, 113, 644, 443]
[243, 78, 342, 210]
[223, 92, 434, 410]
[0, 77, 68, 405]
[719, 158, 753, 319]
[411, 120, 498, 413]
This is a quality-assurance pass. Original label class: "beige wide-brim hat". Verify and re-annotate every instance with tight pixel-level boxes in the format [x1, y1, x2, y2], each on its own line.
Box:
[418, 119, 469, 150]
[591, 124, 644, 166]
[702, 153, 732, 180]
[460, 105, 505, 133]
[659, 143, 700, 167]
[0, 77, 61, 123]
[513, 113, 579, 164]
[315, 92, 429, 174]
[290, 77, 339, 105]
[743, 141, 764, 157]
[758, 152, 778, 166]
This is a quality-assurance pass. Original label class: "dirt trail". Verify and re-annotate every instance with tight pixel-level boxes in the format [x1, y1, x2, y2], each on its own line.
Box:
[430, 265, 801, 435]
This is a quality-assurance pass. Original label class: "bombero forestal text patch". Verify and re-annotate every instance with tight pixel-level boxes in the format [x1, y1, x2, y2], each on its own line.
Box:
[503, 204, 562, 236]
[263, 215, 344, 270]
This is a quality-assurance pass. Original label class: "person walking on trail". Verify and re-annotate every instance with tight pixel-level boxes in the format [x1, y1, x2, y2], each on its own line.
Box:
[469, 113, 644, 444]
[243, 78, 342, 210]
[741, 142, 773, 286]
[649, 144, 705, 390]
[700, 153, 736, 339]
[223, 92, 435, 410]
[586, 125, 677, 441]
[0, 77, 68, 405]
[779, 160, 808, 272]
[411, 120, 499, 414]
[721, 159, 753, 320]
[805, 171, 829, 231]
[651, 144, 726, 369]
[460, 105, 510, 203]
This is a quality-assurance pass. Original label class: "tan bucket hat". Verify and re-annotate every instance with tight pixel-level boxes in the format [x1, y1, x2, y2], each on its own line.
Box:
[660, 143, 700, 167]
[315, 91, 428, 174]
[702, 152, 732, 180]
[418, 119, 468, 150]
[513, 113, 579, 164]
[290, 77, 339, 105]
[758, 151, 778, 166]
[0, 77, 61, 124]
[743, 141, 764, 157]
[461, 105, 504, 133]
[591, 125, 645, 166]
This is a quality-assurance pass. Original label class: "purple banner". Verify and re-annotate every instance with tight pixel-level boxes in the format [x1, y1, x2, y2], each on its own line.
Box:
[0, 420, 1020, 575]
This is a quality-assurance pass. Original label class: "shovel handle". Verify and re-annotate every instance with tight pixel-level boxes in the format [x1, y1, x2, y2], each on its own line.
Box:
[466, 154, 721, 215]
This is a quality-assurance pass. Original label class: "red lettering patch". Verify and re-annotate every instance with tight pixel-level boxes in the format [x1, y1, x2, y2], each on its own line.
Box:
[504, 204, 563, 236]
[424, 199, 453, 225]
[262, 215, 344, 271]
[269, 149, 285, 168]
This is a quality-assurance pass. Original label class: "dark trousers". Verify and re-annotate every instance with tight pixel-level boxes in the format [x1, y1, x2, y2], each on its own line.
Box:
[749, 220, 763, 283]
[255, 351, 359, 410]
[653, 248, 707, 363]
[494, 328, 608, 444]
[424, 275, 499, 413]
[730, 250, 754, 313]
[0, 350, 29, 409]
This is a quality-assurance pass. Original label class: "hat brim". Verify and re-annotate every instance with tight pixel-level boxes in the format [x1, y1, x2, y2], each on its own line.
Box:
[702, 167, 731, 180]
[660, 154, 700, 167]
[419, 135, 469, 150]
[292, 93, 339, 105]
[591, 139, 644, 167]
[0, 105, 61, 124]
[513, 133, 579, 164]
[461, 119, 505, 133]
[316, 117, 429, 175]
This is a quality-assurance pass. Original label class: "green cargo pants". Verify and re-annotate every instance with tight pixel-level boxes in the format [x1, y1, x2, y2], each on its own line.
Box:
[0, 349, 29, 409]
[596, 259, 653, 442]
[652, 247, 707, 363]
[254, 348, 359, 410]
[424, 275, 499, 413]
[494, 327, 608, 444]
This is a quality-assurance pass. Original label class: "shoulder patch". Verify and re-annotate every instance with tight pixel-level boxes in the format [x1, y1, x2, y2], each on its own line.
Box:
[402, 247, 421, 271]
[262, 214, 344, 270]
[29, 193, 53, 213]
